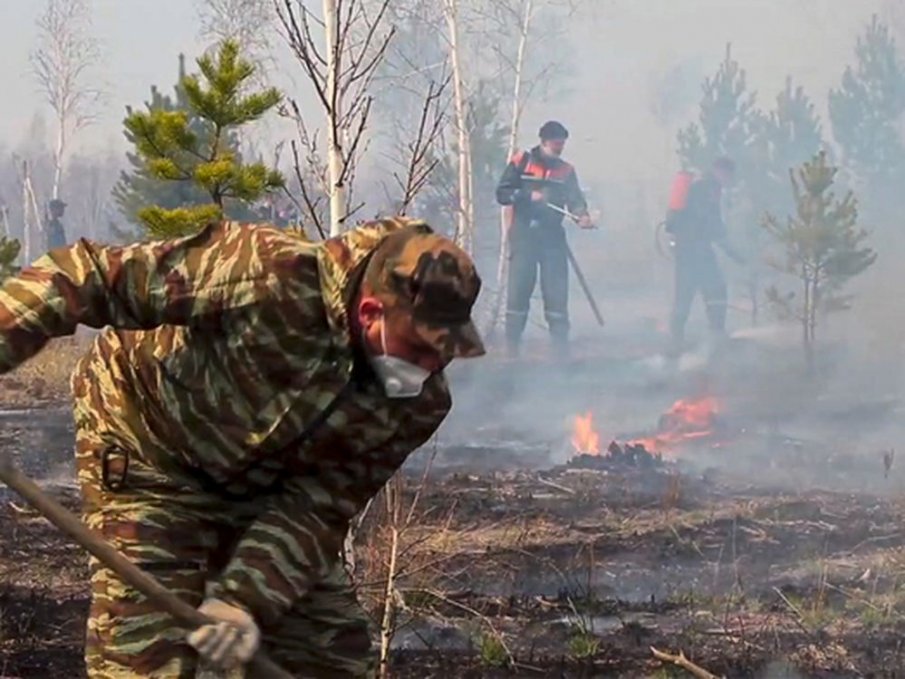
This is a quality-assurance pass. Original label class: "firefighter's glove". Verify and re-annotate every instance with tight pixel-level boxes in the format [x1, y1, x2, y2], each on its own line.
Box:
[187, 598, 260, 669]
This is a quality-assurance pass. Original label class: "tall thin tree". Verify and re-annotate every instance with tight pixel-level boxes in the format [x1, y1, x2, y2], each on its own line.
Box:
[275, 0, 394, 237]
[443, 0, 474, 253]
[30, 0, 102, 203]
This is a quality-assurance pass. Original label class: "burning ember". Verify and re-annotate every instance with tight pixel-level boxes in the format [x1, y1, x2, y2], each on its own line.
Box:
[635, 396, 720, 454]
[571, 412, 600, 455]
[570, 396, 721, 461]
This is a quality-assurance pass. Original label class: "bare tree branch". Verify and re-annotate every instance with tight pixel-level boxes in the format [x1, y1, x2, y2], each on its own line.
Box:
[285, 99, 328, 239]
[390, 74, 451, 215]
[275, 0, 393, 236]
[30, 0, 103, 204]
[196, 0, 278, 86]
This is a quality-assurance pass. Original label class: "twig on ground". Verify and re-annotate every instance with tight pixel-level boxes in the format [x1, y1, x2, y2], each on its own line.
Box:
[771, 586, 817, 638]
[417, 587, 515, 665]
[844, 533, 902, 556]
[650, 646, 723, 679]
[536, 477, 576, 495]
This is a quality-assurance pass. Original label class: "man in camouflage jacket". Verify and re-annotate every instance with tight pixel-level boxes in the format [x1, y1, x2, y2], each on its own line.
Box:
[0, 217, 484, 678]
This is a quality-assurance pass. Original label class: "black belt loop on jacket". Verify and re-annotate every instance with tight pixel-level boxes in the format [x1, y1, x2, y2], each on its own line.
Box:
[100, 446, 130, 492]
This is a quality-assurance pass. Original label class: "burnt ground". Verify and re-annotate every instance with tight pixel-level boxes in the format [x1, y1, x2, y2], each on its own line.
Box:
[3, 326, 905, 677]
[6, 455, 905, 678]
[354, 458, 905, 678]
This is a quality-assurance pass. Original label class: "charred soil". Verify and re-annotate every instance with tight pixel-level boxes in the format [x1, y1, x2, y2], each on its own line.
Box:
[7, 460, 905, 677]
[4, 448, 905, 677]
[4, 335, 905, 677]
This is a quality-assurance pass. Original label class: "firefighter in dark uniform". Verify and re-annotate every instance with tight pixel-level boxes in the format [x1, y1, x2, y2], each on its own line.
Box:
[666, 156, 742, 356]
[45, 199, 67, 250]
[495, 121, 592, 357]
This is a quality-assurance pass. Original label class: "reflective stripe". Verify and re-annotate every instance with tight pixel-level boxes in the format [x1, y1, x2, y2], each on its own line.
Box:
[521, 159, 574, 182]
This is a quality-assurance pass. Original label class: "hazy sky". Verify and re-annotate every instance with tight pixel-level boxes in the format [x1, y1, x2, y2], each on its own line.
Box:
[0, 0, 202, 151]
[0, 0, 895, 188]
[545, 0, 892, 182]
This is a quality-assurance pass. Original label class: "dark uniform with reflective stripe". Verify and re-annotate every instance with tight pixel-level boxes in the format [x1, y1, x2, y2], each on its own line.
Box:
[496, 146, 588, 353]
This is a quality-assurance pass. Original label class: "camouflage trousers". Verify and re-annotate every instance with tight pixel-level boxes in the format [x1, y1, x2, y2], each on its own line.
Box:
[72, 390, 376, 678]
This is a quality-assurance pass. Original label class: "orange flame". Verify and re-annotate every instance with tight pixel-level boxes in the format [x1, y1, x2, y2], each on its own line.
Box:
[570, 396, 721, 461]
[632, 396, 719, 454]
[571, 412, 600, 455]
[663, 396, 718, 431]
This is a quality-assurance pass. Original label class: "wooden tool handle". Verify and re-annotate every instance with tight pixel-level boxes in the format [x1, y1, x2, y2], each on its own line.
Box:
[0, 459, 294, 679]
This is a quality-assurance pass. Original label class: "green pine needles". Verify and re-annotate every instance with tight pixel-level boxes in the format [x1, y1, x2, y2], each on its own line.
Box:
[123, 40, 284, 238]
[762, 152, 876, 368]
[0, 236, 21, 282]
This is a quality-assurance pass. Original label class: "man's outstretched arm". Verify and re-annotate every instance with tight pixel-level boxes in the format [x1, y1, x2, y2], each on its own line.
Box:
[564, 168, 589, 217]
[0, 222, 277, 372]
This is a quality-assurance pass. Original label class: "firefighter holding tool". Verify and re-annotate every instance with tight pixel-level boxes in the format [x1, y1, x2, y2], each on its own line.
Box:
[496, 120, 595, 358]
[0, 216, 485, 677]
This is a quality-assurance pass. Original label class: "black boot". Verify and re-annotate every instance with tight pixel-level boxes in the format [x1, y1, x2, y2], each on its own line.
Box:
[550, 330, 570, 360]
[504, 310, 527, 360]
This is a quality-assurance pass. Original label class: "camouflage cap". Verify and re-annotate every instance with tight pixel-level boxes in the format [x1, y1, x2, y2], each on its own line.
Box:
[364, 223, 485, 360]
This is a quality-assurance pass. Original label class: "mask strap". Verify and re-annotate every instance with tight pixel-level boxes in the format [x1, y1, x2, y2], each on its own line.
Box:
[379, 316, 388, 356]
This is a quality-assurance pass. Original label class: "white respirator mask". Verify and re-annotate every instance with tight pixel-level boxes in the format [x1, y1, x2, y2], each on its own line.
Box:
[368, 320, 432, 398]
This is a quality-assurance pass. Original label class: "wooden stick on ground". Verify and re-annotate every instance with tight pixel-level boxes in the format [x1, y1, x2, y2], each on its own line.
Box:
[0, 457, 293, 679]
[650, 646, 722, 679]
[536, 477, 576, 495]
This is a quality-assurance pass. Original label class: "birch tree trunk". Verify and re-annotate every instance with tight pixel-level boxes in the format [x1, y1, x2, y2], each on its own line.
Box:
[464, 128, 475, 249]
[504, 0, 532, 188]
[445, 0, 474, 253]
[488, 0, 533, 335]
[0, 206, 9, 238]
[21, 161, 43, 264]
[27, 179, 42, 262]
[21, 165, 32, 264]
[52, 113, 66, 201]
[323, 0, 346, 236]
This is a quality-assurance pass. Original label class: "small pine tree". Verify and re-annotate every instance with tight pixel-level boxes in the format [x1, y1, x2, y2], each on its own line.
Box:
[119, 40, 284, 238]
[753, 77, 825, 217]
[762, 152, 877, 370]
[466, 82, 510, 269]
[743, 78, 826, 324]
[828, 15, 905, 217]
[677, 43, 759, 173]
[112, 54, 217, 235]
[0, 237, 21, 282]
[419, 81, 508, 250]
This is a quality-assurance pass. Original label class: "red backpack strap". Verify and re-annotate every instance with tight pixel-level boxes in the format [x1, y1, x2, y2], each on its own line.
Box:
[512, 150, 530, 173]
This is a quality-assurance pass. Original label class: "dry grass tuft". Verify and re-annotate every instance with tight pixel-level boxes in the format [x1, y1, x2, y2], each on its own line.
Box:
[0, 335, 90, 406]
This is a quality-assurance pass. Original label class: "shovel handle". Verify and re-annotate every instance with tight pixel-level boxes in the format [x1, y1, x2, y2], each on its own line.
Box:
[0, 458, 293, 679]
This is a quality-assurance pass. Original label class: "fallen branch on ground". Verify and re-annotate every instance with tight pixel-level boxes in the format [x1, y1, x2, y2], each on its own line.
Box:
[772, 586, 818, 638]
[650, 646, 723, 679]
[536, 477, 576, 495]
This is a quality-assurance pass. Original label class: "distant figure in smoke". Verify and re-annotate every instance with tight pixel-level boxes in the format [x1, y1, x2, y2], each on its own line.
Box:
[495, 120, 593, 358]
[45, 198, 67, 251]
[665, 156, 744, 356]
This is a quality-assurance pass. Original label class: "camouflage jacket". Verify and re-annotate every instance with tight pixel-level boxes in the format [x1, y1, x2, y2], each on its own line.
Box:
[0, 218, 452, 626]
